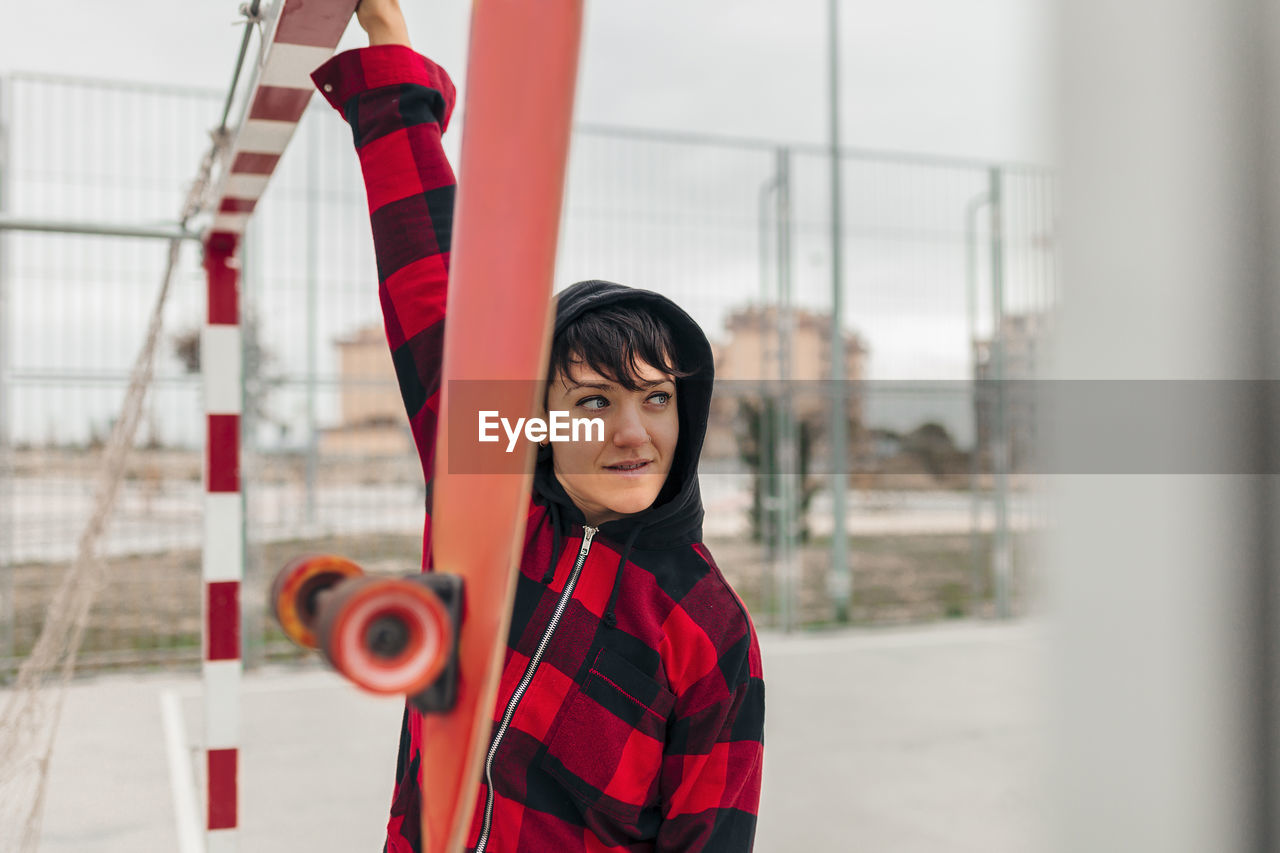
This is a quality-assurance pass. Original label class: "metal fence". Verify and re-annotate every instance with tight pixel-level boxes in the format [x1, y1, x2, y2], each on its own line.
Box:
[0, 72, 1056, 675]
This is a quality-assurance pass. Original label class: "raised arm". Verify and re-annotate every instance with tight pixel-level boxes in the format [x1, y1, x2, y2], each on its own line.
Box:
[309, 7, 454, 849]
[311, 4, 456, 515]
[356, 0, 412, 47]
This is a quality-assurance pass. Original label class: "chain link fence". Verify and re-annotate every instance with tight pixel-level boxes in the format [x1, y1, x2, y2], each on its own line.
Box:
[0, 72, 1056, 677]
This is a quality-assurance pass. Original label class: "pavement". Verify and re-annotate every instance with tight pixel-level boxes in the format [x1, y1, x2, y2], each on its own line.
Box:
[20, 619, 1047, 852]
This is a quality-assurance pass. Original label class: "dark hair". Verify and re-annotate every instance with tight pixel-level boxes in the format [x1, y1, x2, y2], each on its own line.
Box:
[547, 302, 695, 392]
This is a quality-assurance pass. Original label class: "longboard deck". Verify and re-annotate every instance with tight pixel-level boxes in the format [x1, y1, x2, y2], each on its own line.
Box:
[419, 2, 585, 851]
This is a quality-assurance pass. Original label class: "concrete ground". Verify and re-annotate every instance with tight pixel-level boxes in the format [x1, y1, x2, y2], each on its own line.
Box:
[22, 620, 1048, 852]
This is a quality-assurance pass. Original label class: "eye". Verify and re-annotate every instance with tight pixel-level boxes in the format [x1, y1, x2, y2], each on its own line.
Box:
[648, 391, 673, 405]
[577, 395, 608, 410]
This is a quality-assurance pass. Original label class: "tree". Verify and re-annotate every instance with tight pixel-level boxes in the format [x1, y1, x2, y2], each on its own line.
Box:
[736, 396, 823, 548]
[171, 309, 284, 433]
[900, 421, 967, 480]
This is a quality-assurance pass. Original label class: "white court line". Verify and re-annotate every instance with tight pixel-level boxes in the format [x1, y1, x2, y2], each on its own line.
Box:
[167, 668, 395, 700]
[160, 689, 204, 853]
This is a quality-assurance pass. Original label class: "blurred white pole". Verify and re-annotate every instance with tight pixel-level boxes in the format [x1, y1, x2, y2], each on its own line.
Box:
[0, 216, 200, 241]
[0, 77, 13, 664]
[1051, 0, 1275, 850]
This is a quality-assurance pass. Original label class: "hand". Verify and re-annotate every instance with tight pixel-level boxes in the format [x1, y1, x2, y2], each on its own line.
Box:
[355, 0, 411, 47]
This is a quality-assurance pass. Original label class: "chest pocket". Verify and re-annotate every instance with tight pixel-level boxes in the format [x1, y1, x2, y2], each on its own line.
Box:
[540, 647, 676, 830]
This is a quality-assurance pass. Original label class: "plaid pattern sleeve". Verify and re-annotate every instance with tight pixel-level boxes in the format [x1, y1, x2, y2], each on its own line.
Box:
[311, 45, 457, 502]
[310, 45, 457, 853]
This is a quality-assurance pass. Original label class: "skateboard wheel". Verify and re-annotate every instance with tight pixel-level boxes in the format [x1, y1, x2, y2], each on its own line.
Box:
[271, 554, 365, 650]
[316, 577, 452, 696]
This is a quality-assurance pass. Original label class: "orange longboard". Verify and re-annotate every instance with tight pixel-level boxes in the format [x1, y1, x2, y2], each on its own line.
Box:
[271, 2, 584, 852]
[420, 0, 583, 850]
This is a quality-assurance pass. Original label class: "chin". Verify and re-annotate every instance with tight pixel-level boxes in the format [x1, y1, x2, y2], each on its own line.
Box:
[605, 489, 661, 516]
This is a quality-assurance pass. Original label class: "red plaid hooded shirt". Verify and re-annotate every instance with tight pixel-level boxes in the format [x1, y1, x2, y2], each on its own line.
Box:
[312, 45, 765, 853]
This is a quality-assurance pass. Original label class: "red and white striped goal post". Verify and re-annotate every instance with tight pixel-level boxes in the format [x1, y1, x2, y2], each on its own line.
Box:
[200, 2, 358, 850]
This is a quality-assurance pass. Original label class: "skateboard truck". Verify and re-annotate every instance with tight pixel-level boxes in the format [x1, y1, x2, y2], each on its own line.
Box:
[405, 572, 464, 714]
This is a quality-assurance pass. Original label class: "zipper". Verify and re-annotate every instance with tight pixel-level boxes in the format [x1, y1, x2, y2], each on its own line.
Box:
[474, 524, 598, 853]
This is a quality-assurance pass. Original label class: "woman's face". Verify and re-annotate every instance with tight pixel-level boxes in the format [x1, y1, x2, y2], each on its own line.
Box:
[543, 358, 679, 527]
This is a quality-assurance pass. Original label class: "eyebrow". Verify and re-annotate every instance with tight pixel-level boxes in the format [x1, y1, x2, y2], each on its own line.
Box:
[565, 378, 673, 392]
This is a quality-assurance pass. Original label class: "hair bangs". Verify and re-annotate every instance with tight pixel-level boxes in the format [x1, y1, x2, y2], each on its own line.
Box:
[549, 302, 694, 392]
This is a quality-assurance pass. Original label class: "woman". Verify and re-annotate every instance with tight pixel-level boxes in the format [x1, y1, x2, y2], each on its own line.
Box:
[311, 3, 764, 850]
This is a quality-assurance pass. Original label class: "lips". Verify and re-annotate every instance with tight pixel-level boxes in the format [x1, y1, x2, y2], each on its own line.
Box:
[605, 459, 652, 471]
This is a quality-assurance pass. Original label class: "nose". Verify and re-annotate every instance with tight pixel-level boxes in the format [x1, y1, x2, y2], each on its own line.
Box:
[612, 401, 649, 447]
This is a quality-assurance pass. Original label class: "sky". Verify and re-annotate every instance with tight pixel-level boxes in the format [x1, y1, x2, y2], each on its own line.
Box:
[2, 0, 1053, 163]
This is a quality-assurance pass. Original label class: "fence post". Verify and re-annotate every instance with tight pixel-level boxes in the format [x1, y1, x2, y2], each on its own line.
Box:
[774, 146, 798, 633]
[826, 0, 851, 624]
[304, 114, 319, 526]
[988, 167, 1012, 619]
[965, 191, 990, 613]
[757, 172, 778, 569]
[241, 220, 263, 671]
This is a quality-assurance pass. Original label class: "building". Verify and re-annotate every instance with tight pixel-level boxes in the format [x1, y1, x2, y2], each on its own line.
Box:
[705, 304, 869, 464]
[973, 312, 1051, 471]
[713, 304, 867, 384]
[320, 324, 413, 456]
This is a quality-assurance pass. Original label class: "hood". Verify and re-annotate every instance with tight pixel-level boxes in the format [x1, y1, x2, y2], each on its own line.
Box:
[532, 279, 714, 551]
